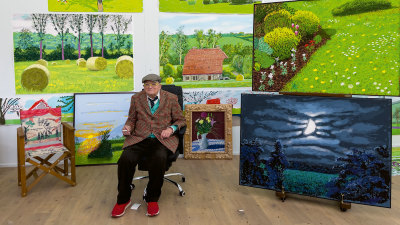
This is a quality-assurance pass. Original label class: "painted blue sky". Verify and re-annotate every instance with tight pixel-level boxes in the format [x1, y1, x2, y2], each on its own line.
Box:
[159, 13, 253, 35]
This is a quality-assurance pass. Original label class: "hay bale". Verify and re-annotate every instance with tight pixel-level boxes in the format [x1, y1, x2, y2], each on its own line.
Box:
[65, 59, 71, 64]
[36, 59, 48, 67]
[21, 64, 50, 91]
[86, 57, 107, 71]
[115, 55, 133, 78]
[76, 58, 86, 68]
[51, 62, 57, 66]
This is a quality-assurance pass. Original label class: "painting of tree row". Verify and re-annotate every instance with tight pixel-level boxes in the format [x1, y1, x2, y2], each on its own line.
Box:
[13, 13, 134, 94]
[159, 14, 253, 88]
[253, 0, 399, 96]
[48, 0, 143, 13]
[240, 94, 392, 208]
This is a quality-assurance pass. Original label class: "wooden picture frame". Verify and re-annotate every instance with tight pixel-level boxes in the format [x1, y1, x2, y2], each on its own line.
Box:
[184, 104, 232, 159]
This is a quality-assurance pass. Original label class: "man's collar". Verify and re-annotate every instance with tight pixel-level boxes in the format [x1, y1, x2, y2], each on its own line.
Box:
[147, 91, 160, 100]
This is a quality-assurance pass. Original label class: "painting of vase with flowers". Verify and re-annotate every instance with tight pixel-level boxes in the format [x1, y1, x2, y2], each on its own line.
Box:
[192, 111, 225, 152]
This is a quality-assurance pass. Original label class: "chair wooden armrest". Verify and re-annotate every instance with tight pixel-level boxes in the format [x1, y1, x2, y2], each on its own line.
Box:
[17, 127, 25, 138]
[61, 122, 75, 152]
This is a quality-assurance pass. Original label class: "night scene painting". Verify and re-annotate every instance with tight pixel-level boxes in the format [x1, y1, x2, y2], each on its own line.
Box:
[240, 94, 392, 208]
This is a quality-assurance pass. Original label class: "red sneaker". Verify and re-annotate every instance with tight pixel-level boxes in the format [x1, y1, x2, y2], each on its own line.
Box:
[111, 200, 131, 218]
[146, 202, 159, 217]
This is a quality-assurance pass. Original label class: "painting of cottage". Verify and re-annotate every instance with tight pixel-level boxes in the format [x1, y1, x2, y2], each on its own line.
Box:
[182, 48, 227, 82]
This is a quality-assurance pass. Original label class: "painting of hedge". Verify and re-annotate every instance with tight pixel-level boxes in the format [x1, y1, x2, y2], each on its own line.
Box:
[49, 0, 143, 13]
[160, 0, 261, 14]
[240, 94, 392, 208]
[13, 13, 134, 94]
[74, 92, 135, 165]
[253, 0, 399, 96]
[159, 13, 253, 88]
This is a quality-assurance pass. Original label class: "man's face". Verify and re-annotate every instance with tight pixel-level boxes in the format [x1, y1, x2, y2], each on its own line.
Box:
[143, 81, 161, 97]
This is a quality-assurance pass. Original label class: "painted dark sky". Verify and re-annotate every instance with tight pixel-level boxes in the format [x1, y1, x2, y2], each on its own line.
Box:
[241, 94, 391, 169]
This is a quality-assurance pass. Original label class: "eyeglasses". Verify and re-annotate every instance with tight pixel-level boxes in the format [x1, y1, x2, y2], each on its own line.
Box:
[143, 82, 159, 88]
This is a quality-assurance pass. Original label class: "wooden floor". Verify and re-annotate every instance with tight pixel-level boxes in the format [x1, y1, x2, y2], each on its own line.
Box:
[1, 156, 399, 225]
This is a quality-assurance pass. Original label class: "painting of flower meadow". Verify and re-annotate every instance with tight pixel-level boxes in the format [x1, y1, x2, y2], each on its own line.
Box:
[240, 94, 392, 208]
[252, 0, 399, 96]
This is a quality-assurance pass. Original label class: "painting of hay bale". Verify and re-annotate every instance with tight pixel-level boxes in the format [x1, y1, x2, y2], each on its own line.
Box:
[240, 94, 392, 208]
[48, 0, 143, 13]
[252, 0, 399, 96]
[74, 92, 135, 165]
[13, 13, 134, 94]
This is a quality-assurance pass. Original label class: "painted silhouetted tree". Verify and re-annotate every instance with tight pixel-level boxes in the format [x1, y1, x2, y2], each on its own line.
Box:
[88, 129, 113, 159]
[326, 146, 390, 205]
[31, 14, 49, 59]
[267, 140, 289, 190]
[69, 14, 84, 59]
[240, 140, 270, 186]
[97, 15, 110, 58]
[85, 14, 98, 57]
[50, 14, 70, 60]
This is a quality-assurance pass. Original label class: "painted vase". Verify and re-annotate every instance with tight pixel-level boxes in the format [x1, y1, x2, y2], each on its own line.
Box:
[200, 133, 209, 149]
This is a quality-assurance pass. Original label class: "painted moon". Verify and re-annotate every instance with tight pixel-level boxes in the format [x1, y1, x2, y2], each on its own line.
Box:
[304, 119, 316, 135]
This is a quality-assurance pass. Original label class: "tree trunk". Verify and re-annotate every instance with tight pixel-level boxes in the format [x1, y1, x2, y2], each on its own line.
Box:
[40, 40, 43, 59]
[101, 34, 104, 57]
[62, 38, 65, 60]
[78, 34, 81, 59]
[90, 34, 93, 57]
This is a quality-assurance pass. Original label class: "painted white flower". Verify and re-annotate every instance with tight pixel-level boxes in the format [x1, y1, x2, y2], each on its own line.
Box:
[335, 72, 338, 75]
[270, 65, 274, 69]
[291, 48, 296, 52]
[376, 87, 380, 89]
[347, 77, 351, 79]
[356, 82, 360, 85]
[330, 80, 333, 83]
[268, 73, 274, 79]
[341, 82, 345, 86]
[381, 89, 384, 92]
[373, 82, 377, 85]
[348, 84, 353, 89]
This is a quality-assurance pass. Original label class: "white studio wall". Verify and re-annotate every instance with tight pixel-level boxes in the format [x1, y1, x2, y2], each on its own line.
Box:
[0, 0, 241, 166]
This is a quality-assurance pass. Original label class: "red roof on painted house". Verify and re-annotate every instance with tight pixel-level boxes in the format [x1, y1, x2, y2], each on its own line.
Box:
[182, 48, 228, 75]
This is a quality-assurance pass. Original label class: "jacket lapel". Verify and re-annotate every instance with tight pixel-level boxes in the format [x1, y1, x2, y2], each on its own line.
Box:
[140, 91, 152, 115]
[154, 90, 166, 116]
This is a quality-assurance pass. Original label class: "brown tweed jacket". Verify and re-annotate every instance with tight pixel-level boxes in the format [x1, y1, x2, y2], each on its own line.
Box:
[122, 89, 186, 153]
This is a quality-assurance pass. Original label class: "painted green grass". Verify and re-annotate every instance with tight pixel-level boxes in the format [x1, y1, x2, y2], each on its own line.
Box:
[281, 0, 399, 96]
[160, 0, 260, 14]
[76, 150, 122, 165]
[283, 169, 337, 197]
[161, 79, 251, 88]
[14, 59, 133, 94]
[392, 147, 400, 175]
[392, 129, 400, 135]
[48, 0, 142, 12]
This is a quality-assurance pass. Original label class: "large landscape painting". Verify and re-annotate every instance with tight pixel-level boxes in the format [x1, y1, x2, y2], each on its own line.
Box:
[252, 0, 399, 96]
[13, 13, 133, 94]
[159, 13, 253, 88]
[240, 94, 392, 208]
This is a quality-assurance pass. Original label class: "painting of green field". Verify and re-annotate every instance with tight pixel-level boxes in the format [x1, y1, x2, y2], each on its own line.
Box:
[393, 147, 400, 175]
[14, 59, 133, 94]
[393, 98, 400, 135]
[159, 13, 253, 88]
[49, 0, 143, 12]
[160, 0, 260, 14]
[253, 0, 399, 96]
[13, 14, 133, 94]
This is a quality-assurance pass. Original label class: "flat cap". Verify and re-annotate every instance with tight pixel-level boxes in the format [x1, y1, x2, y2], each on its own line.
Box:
[142, 74, 161, 83]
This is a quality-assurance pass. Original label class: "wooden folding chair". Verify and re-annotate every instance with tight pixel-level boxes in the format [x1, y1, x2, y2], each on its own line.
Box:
[17, 104, 76, 197]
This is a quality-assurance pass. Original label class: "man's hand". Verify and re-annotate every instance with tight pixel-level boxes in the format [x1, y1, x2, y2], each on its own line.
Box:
[161, 127, 174, 139]
[122, 125, 132, 136]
